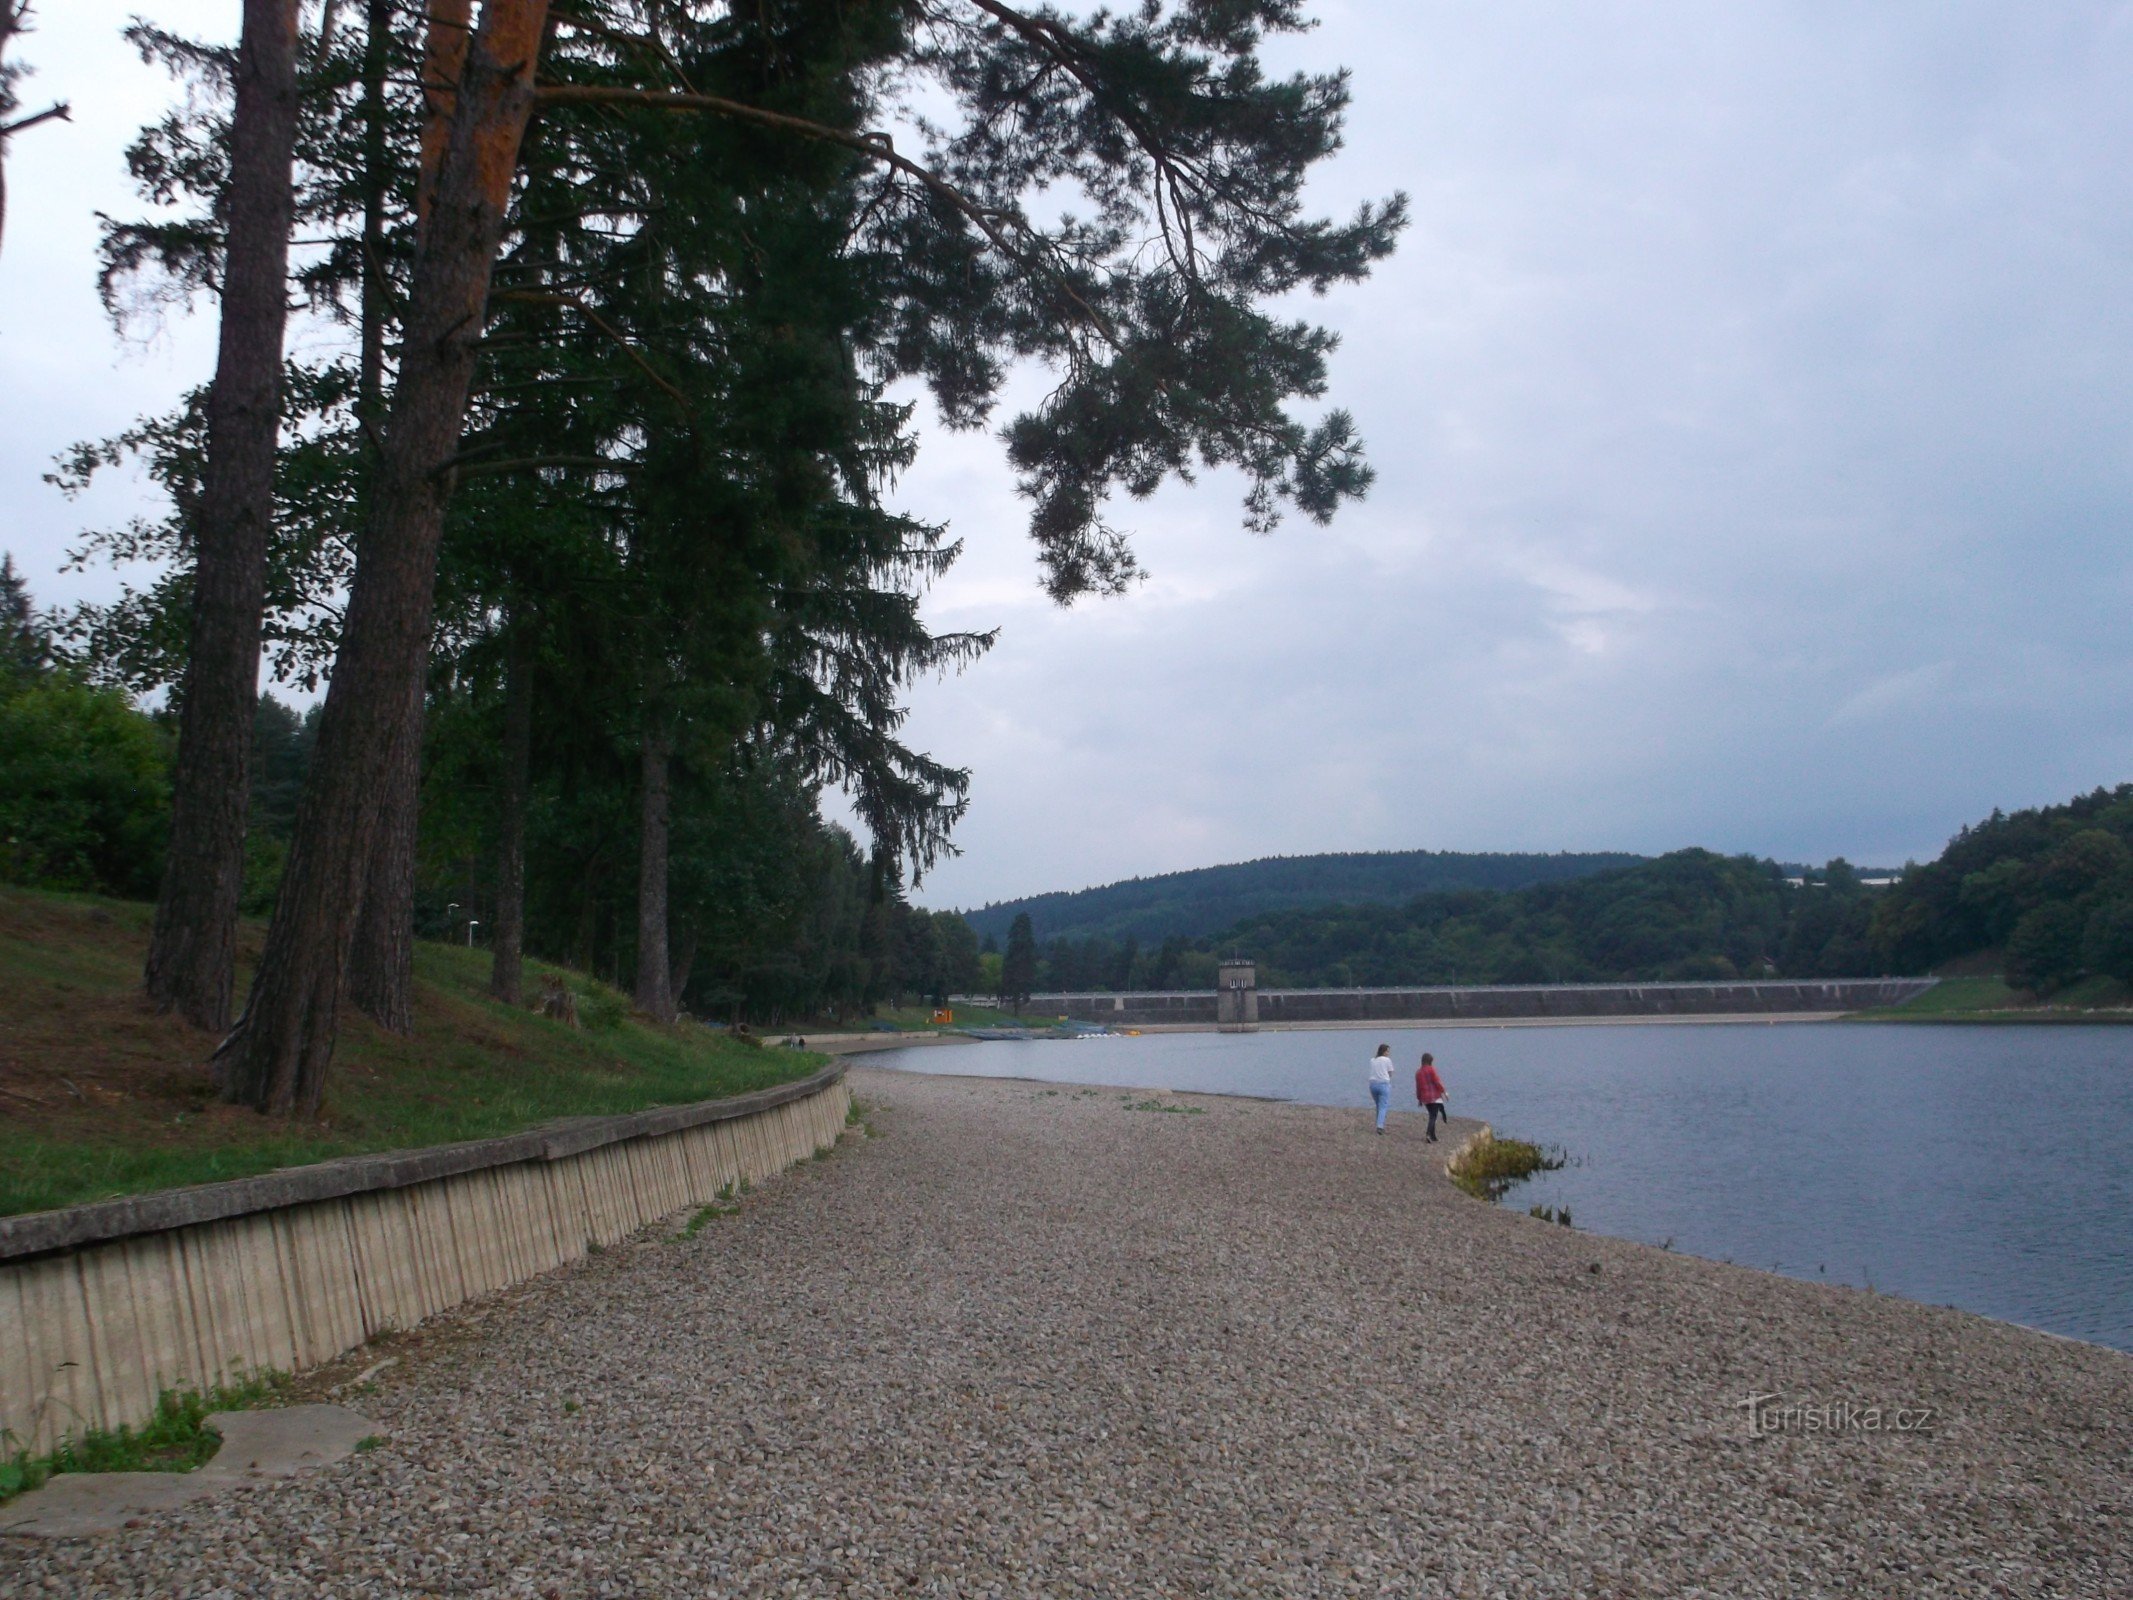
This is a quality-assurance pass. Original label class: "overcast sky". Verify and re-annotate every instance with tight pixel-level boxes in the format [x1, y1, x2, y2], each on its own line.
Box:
[6, 4, 2132, 910]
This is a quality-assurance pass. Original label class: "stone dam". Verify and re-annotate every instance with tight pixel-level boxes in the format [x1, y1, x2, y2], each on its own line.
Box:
[1002, 969, 1937, 1030]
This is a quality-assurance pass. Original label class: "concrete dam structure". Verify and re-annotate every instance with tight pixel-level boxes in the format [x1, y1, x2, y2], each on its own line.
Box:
[1025, 965, 1936, 1029]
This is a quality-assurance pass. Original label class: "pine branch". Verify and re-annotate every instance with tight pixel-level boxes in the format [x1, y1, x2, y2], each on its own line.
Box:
[533, 82, 1121, 348]
[0, 100, 68, 139]
[493, 285, 691, 409]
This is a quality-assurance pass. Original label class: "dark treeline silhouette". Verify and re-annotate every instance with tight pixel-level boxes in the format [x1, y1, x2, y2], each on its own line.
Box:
[1008, 787, 2133, 995]
[963, 849, 1648, 947]
[1014, 849, 1883, 991]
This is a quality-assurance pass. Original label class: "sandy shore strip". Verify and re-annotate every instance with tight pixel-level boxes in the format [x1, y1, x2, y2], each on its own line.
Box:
[6, 1065, 2126, 1596]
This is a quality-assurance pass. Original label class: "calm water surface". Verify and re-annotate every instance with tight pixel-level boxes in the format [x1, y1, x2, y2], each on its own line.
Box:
[875, 1023, 2133, 1352]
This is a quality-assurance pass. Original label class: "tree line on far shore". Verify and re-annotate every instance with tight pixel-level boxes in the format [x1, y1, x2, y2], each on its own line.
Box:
[985, 787, 2133, 1000]
[992, 849, 1880, 996]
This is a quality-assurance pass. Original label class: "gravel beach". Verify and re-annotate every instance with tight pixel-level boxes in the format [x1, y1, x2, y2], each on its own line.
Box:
[5, 1064, 2128, 1597]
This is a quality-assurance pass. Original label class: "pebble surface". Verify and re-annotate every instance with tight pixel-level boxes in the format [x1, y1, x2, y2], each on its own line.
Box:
[4, 1065, 2128, 1597]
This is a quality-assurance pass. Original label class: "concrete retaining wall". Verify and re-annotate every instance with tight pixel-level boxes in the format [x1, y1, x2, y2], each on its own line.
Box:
[0, 1065, 849, 1455]
[1019, 979, 1936, 1028]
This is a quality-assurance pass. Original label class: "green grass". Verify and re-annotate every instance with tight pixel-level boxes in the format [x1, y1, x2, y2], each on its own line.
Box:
[0, 1370, 288, 1504]
[0, 885, 824, 1218]
[1447, 1134, 1565, 1202]
[1853, 973, 2133, 1022]
[1868, 975, 2020, 1016]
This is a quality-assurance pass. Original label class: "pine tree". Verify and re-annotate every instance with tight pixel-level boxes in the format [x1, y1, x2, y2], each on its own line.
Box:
[82, 0, 1399, 1111]
[1002, 912, 1038, 1013]
[144, 0, 304, 1033]
[0, 552, 47, 679]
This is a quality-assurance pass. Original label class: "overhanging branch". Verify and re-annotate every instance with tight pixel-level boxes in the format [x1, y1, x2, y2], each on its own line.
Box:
[533, 81, 1120, 347]
[0, 99, 69, 139]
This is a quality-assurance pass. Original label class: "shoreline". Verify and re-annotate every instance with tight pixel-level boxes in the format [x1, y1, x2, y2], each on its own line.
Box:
[9, 1061, 2125, 1593]
[851, 1058, 2131, 1359]
[859, 1064, 2133, 1367]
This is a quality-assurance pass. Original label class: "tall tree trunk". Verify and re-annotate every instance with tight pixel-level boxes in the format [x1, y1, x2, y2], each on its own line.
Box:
[342, 0, 419, 1038]
[357, 0, 391, 423]
[214, 0, 551, 1113]
[145, 0, 301, 1032]
[488, 620, 533, 1003]
[634, 733, 674, 1022]
[347, 672, 422, 1032]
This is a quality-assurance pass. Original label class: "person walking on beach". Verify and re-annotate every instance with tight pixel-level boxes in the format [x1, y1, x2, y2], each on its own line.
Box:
[1416, 1052, 1449, 1143]
[1368, 1044, 1395, 1135]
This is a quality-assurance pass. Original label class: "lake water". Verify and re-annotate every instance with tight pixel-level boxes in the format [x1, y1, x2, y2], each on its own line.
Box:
[872, 1022, 2133, 1353]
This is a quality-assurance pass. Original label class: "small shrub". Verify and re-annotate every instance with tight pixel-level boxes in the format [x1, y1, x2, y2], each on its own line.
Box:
[1449, 1134, 1565, 1202]
[574, 983, 629, 1032]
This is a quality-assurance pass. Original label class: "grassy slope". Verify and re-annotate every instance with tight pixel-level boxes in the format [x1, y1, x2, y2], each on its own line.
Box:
[1853, 972, 2133, 1022]
[0, 886, 820, 1218]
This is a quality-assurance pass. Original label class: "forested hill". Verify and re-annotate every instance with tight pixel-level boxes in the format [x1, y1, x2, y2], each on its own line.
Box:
[1869, 783, 2133, 994]
[1219, 850, 1876, 988]
[960, 850, 1646, 945]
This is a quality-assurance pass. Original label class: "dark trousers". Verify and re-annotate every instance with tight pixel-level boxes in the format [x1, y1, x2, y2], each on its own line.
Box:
[1424, 1101, 1447, 1139]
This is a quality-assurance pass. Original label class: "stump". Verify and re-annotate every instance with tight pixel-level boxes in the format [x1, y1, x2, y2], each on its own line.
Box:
[537, 976, 580, 1028]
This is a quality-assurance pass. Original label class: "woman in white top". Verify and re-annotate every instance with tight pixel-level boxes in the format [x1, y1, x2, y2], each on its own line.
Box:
[1367, 1044, 1394, 1134]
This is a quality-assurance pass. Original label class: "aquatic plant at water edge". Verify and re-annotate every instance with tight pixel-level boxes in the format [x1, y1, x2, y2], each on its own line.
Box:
[1449, 1134, 1565, 1202]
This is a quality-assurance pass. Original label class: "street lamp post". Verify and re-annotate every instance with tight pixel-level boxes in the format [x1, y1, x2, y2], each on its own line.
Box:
[467, 920, 480, 948]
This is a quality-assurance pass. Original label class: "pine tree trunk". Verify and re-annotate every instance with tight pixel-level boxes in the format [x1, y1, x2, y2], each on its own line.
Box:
[488, 622, 532, 1003]
[214, 0, 552, 1113]
[357, 0, 390, 423]
[634, 733, 674, 1022]
[339, 0, 420, 1040]
[144, 0, 301, 1033]
[347, 672, 422, 1032]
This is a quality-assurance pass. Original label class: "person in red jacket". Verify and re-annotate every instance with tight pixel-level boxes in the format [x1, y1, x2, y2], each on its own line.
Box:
[1415, 1053, 1448, 1142]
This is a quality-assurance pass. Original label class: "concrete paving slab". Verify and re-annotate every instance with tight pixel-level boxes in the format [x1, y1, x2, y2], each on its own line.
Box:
[0, 1405, 375, 1539]
[197, 1404, 375, 1482]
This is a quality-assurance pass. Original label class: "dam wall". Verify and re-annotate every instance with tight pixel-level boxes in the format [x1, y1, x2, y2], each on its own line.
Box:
[1014, 978, 1936, 1029]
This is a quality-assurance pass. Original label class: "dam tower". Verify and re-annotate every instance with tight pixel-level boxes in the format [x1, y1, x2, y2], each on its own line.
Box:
[1217, 959, 1259, 1032]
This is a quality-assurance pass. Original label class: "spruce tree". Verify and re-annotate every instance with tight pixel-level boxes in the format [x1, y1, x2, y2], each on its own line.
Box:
[0, 552, 47, 679]
[1002, 912, 1038, 1012]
